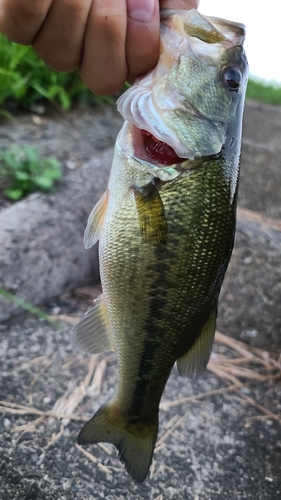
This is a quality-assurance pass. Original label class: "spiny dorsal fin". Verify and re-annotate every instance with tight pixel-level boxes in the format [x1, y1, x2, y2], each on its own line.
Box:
[71, 293, 114, 353]
[78, 402, 158, 483]
[84, 190, 108, 249]
[133, 182, 167, 246]
[177, 306, 217, 378]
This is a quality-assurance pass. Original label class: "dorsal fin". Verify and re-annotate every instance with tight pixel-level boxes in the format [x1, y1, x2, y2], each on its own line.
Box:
[84, 190, 108, 249]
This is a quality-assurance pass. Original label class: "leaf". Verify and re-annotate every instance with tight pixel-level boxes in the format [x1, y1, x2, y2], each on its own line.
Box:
[44, 157, 61, 169]
[34, 176, 53, 189]
[15, 171, 30, 181]
[4, 189, 23, 200]
[43, 168, 62, 180]
[58, 90, 71, 110]
[0, 153, 20, 170]
[23, 146, 39, 163]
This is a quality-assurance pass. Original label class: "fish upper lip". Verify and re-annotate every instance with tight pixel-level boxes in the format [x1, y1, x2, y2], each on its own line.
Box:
[141, 102, 210, 157]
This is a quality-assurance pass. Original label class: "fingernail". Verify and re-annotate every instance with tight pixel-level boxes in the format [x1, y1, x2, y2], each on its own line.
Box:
[127, 0, 157, 23]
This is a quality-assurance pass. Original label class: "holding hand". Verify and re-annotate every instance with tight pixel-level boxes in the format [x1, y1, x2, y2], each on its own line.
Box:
[0, 0, 199, 95]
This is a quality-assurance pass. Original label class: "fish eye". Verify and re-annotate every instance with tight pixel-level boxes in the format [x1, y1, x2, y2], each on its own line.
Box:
[222, 67, 242, 91]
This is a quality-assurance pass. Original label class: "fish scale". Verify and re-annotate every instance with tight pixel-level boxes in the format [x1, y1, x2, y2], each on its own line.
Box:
[72, 9, 248, 483]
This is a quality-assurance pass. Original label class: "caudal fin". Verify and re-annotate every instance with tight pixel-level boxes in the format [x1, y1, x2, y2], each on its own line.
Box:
[77, 403, 158, 483]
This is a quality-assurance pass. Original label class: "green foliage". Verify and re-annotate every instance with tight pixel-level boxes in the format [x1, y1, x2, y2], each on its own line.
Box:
[0, 146, 62, 200]
[0, 33, 113, 110]
[246, 78, 281, 106]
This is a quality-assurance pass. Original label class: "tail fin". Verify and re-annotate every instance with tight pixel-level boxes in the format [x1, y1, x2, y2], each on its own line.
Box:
[77, 403, 158, 483]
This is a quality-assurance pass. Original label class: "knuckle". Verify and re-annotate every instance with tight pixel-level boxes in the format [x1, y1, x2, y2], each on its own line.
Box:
[39, 53, 78, 73]
[0, 0, 51, 43]
[82, 74, 125, 96]
[8, 1, 49, 25]
[91, 82, 125, 95]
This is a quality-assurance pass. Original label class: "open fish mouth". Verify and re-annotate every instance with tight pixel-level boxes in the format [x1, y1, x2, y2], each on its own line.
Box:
[117, 9, 247, 166]
[140, 129, 185, 165]
[134, 127, 188, 166]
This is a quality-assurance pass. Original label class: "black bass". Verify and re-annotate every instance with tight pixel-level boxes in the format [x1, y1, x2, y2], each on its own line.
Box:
[72, 9, 248, 483]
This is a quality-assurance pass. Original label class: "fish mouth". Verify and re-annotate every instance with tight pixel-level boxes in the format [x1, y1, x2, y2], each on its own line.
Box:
[138, 128, 187, 166]
[132, 126, 188, 167]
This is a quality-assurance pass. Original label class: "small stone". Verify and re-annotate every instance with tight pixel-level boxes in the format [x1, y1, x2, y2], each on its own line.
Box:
[246, 329, 258, 338]
[4, 418, 11, 428]
[32, 115, 43, 125]
[31, 105, 46, 115]
[243, 256, 253, 264]
[65, 160, 76, 170]
[240, 387, 250, 394]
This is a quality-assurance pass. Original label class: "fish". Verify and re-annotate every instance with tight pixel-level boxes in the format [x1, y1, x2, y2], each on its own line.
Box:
[71, 9, 248, 483]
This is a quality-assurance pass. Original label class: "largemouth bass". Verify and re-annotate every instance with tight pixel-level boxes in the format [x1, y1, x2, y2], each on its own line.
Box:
[72, 9, 248, 483]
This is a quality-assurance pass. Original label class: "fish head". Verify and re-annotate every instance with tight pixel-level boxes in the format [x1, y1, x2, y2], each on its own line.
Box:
[117, 9, 248, 166]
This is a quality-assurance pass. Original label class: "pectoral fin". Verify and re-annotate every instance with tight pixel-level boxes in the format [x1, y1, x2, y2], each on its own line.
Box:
[133, 182, 167, 246]
[84, 190, 108, 249]
[71, 293, 114, 353]
[177, 307, 217, 378]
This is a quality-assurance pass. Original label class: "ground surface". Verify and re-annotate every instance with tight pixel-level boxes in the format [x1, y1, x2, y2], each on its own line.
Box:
[0, 101, 281, 499]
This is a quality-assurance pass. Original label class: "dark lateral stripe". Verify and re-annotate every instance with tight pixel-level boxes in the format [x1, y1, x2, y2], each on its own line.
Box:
[127, 245, 173, 418]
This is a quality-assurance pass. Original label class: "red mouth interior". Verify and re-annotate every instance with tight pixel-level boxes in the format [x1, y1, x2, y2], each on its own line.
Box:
[140, 129, 186, 166]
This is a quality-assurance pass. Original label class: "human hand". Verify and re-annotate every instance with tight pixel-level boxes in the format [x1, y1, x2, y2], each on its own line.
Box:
[0, 0, 199, 95]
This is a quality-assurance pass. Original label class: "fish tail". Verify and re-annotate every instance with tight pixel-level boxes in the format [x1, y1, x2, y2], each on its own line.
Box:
[77, 402, 158, 483]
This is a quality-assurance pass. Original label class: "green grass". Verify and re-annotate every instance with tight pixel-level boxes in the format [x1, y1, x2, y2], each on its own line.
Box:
[0, 33, 113, 111]
[0, 287, 58, 323]
[246, 78, 281, 106]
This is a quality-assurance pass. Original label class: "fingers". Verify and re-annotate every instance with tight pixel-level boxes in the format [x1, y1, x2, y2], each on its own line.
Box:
[80, 0, 128, 95]
[126, 0, 160, 82]
[33, 0, 92, 72]
[0, 0, 200, 96]
[0, 0, 53, 44]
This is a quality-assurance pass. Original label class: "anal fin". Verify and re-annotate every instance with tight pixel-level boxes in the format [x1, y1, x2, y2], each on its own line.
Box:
[133, 181, 167, 246]
[84, 190, 108, 249]
[177, 306, 217, 378]
[71, 293, 114, 354]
